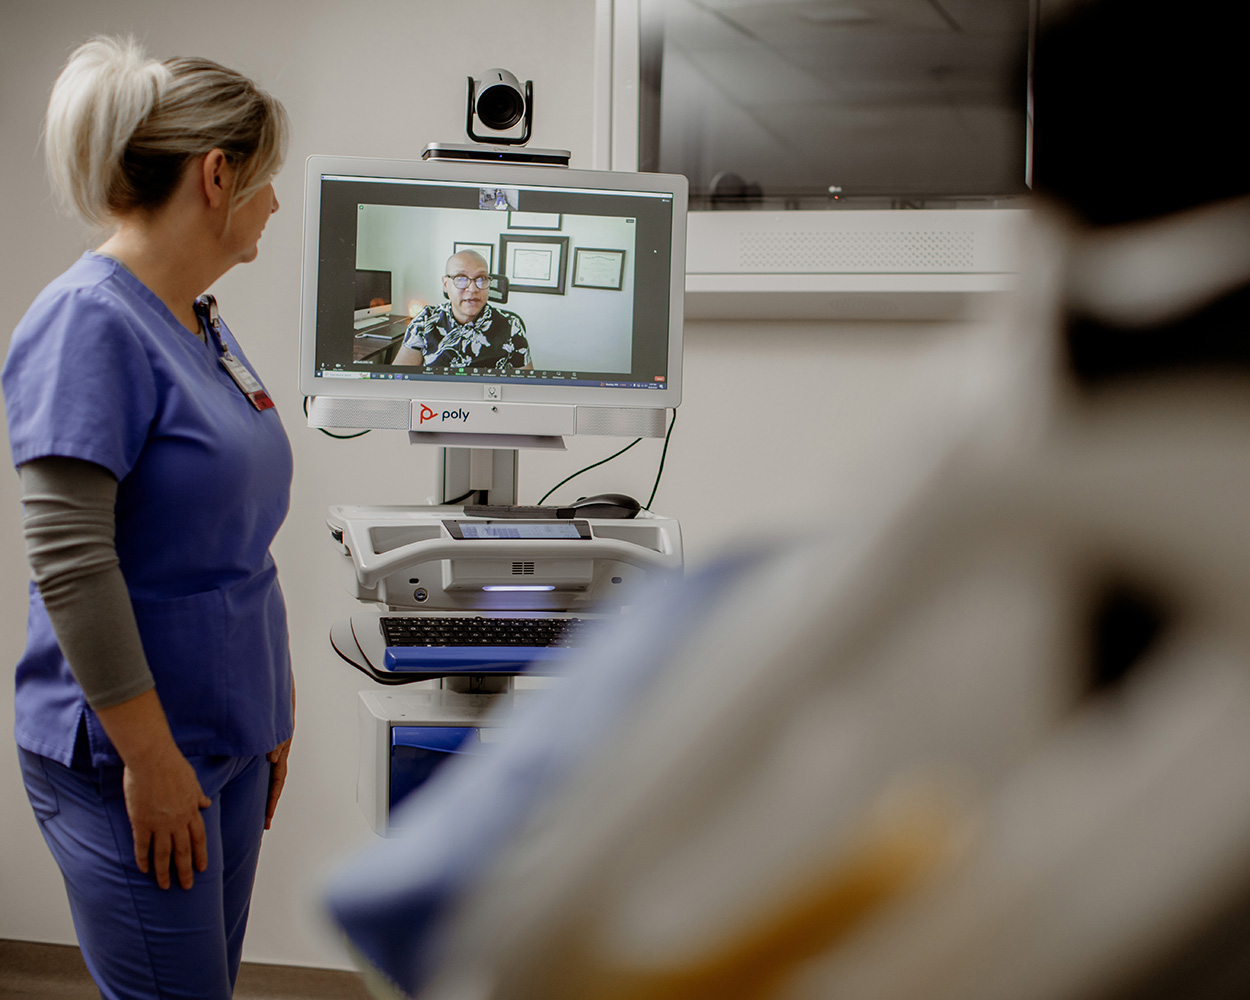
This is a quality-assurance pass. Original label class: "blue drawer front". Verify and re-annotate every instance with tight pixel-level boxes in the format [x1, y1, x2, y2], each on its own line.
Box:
[389, 726, 482, 811]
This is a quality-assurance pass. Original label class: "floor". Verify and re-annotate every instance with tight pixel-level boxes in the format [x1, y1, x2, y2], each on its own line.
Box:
[0, 940, 374, 999]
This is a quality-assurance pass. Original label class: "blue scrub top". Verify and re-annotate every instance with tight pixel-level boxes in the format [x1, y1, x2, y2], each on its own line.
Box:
[3, 253, 294, 766]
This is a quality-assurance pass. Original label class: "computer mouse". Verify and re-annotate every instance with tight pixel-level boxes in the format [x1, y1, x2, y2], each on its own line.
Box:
[556, 493, 642, 519]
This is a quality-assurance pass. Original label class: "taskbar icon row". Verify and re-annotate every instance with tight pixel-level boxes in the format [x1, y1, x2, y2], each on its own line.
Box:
[319, 366, 666, 389]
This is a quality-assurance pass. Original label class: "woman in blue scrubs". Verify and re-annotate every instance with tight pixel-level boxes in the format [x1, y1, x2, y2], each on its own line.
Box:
[2, 37, 294, 999]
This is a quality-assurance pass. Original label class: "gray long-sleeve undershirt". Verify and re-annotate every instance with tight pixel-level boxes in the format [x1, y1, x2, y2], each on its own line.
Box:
[19, 456, 155, 710]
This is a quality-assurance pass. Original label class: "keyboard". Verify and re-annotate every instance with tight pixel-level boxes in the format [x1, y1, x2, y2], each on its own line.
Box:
[380, 616, 600, 673]
[353, 315, 389, 330]
[381, 616, 598, 648]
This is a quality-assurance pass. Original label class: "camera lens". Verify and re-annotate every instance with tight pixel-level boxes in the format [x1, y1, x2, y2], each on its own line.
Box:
[477, 84, 524, 131]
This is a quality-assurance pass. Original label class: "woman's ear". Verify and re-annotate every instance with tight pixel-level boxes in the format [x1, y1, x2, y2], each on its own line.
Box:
[200, 149, 233, 209]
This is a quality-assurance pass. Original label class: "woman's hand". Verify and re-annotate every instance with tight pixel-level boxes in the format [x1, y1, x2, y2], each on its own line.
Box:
[122, 750, 212, 890]
[94, 688, 211, 890]
[265, 735, 293, 830]
[265, 674, 295, 830]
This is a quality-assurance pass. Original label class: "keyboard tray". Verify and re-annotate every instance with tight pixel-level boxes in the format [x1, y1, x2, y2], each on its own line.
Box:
[330, 612, 601, 685]
[382, 645, 576, 672]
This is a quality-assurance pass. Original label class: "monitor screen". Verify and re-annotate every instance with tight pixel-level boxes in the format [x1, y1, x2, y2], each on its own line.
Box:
[299, 155, 688, 441]
[354, 268, 393, 321]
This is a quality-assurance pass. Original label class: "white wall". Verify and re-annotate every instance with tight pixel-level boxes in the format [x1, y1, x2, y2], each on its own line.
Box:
[0, 0, 985, 970]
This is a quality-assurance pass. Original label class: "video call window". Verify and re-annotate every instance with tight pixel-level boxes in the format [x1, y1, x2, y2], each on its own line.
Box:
[355, 202, 638, 374]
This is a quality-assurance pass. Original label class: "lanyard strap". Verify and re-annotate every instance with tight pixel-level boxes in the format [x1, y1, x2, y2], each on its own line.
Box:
[193, 294, 227, 354]
[192, 294, 275, 412]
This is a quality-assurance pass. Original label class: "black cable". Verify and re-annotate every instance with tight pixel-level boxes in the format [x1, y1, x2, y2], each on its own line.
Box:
[302, 396, 372, 439]
[538, 438, 642, 505]
[320, 427, 372, 439]
[443, 488, 478, 505]
[644, 408, 676, 511]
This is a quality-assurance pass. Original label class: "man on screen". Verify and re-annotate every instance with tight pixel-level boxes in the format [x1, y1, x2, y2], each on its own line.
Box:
[392, 251, 533, 370]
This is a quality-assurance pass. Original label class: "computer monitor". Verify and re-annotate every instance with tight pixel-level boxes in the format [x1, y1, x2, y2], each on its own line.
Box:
[354, 268, 393, 322]
[299, 154, 688, 445]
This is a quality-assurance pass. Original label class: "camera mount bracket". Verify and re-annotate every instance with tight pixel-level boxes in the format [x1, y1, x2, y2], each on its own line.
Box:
[421, 143, 571, 167]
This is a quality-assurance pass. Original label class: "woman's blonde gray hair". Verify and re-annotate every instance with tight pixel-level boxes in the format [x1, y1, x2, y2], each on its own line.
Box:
[44, 36, 289, 226]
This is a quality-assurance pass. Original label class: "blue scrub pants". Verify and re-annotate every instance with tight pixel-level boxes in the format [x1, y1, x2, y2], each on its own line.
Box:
[19, 747, 270, 1000]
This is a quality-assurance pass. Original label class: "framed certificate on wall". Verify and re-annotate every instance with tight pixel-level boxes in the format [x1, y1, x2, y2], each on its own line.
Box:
[500, 234, 569, 295]
[572, 248, 626, 290]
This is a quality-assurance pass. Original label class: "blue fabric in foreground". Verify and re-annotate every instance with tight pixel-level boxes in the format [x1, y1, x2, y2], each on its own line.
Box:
[323, 550, 764, 996]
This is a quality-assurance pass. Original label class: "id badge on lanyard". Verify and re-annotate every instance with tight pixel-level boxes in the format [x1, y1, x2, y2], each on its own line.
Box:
[194, 295, 275, 411]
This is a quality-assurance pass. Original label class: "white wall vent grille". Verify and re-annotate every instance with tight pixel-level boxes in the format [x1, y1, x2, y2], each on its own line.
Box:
[739, 229, 976, 272]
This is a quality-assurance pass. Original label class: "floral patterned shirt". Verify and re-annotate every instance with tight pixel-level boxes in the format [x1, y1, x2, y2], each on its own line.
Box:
[400, 302, 531, 370]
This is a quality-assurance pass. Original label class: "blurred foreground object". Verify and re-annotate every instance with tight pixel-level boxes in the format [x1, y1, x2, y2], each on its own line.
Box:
[325, 0, 1250, 996]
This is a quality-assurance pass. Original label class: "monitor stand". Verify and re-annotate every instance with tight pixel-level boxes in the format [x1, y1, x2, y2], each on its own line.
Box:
[438, 445, 517, 694]
[439, 446, 517, 505]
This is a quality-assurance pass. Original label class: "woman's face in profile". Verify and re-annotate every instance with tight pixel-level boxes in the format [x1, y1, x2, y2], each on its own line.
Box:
[224, 179, 279, 265]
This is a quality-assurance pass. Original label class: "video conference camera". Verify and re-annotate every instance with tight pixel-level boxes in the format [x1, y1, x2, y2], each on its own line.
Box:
[423, 68, 569, 166]
[467, 68, 532, 145]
